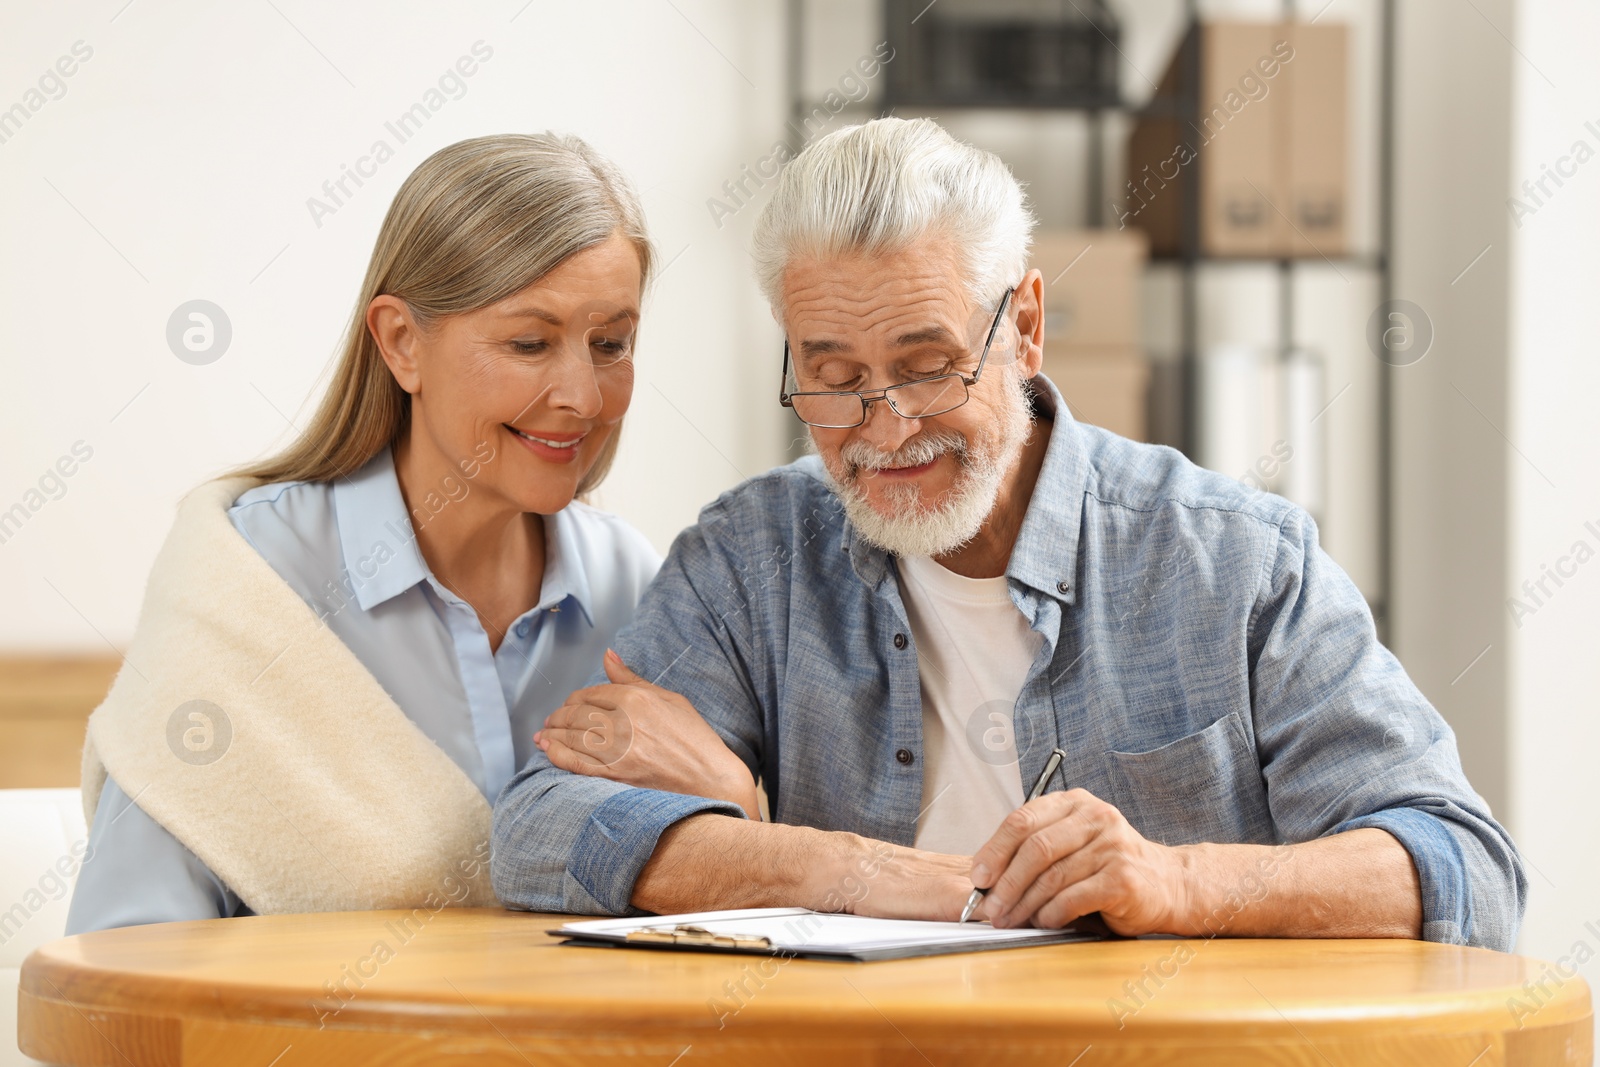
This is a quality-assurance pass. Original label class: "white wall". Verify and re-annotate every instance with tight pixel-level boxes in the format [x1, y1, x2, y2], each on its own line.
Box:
[0, 0, 788, 649]
[1506, 0, 1600, 1011]
[1393, 0, 1600, 1040]
[1390, 0, 1517, 831]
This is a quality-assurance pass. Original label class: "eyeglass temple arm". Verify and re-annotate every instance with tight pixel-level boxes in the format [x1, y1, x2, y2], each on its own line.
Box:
[779, 341, 795, 407]
[966, 287, 1015, 384]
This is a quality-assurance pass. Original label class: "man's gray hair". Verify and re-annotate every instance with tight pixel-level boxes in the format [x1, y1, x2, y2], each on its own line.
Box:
[751, 117, 1036, 315]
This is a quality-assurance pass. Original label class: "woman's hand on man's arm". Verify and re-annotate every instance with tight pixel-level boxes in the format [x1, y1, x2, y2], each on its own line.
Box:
[535, 648, 763, 820]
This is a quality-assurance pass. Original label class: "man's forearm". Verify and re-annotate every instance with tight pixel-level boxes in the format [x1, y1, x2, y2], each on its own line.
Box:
[631, 814, 854, 913]
[631, 813, 974, 917]
[1174, 828, 1422, 939]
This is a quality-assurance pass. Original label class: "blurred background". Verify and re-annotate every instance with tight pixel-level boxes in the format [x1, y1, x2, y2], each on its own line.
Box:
[0, 0, 1595, 1034]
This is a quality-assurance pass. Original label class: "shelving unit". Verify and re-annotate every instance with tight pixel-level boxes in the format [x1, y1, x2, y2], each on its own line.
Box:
[784, 0, 1397, 641]
[1161, 0, 1397, 639]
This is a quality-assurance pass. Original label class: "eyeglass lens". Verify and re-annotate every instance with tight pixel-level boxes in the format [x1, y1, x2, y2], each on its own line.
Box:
[789, 374, 969, 428]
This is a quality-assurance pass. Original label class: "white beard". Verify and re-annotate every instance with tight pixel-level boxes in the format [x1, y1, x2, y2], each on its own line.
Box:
[817, 373, 1034, 559]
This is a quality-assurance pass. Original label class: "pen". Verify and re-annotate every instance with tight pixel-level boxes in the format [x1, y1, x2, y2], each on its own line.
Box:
[960, 746, 1067, 923]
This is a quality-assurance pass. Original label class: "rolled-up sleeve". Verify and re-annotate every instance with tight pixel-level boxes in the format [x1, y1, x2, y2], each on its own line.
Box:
[491, 509, 765, 916]
[491, 757, 745, 915]
[1331, 805, 1476, 945]
[1247, 508, 1526, 950]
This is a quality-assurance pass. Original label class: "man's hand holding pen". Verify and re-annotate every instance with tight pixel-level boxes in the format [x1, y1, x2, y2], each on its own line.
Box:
[966, 788, 1190, 935]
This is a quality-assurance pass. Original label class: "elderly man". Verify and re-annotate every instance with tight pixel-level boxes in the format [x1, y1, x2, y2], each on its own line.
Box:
[492, 117, 1523, 949]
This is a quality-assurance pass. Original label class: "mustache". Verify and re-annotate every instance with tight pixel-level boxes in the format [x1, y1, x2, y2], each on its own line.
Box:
[840, 430, 967, 476]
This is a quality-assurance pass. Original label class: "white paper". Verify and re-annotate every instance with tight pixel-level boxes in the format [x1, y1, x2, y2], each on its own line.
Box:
[557, 907, 1073, 955]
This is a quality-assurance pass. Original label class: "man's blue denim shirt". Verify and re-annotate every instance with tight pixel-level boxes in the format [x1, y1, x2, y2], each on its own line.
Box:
[492, 375, 1525, 950]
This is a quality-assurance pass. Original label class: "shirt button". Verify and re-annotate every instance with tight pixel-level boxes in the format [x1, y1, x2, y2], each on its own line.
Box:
[1057, 580, 1071, 594]
[895, 748, 915, 765]
[513, 620, 531, 639]
[893, 633, 908, 650]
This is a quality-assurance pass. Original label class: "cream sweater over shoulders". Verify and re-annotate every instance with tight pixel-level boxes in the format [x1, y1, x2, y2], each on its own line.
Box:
[81, 477, 496, 914]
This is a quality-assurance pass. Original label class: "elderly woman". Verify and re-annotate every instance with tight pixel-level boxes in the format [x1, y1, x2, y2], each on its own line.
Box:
[66, 133, 751, 932]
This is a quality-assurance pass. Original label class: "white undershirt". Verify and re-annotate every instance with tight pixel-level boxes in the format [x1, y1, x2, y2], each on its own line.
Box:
[897, 554, 1040, 856]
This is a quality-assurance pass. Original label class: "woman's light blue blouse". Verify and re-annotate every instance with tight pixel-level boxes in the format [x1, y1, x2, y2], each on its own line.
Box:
[65, 447, 661, 933]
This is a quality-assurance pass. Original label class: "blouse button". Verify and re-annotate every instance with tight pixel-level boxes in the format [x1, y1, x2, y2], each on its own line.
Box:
[513, 620, 532, 639]
[895, 748, 915, 765]
[893, 633, 908, 650]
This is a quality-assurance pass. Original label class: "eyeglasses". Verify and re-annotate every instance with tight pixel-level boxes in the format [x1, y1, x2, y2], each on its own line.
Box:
[779, 288, 1015, 429]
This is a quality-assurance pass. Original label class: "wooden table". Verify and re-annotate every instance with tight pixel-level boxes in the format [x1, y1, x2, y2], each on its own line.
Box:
[19, 908, 1592, 1065]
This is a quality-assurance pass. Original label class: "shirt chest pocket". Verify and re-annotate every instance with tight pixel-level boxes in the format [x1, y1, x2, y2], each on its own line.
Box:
[1103, 711, 1276, 847]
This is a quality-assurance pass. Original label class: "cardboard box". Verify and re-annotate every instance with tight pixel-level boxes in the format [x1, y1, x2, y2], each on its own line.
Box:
[1033, 229, 1148, 352]
[1042, 348, 1151, 441]
[1283, 24, 1347, 256]
[1199, 21, 1284, 256]
[1122, 21, 1347, 258]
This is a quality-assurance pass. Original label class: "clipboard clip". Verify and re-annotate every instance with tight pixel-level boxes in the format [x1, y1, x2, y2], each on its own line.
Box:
[625, 924, 773, 950]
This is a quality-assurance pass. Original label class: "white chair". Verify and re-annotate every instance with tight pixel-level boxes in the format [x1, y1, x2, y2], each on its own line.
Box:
[0, 789, 87, 1067]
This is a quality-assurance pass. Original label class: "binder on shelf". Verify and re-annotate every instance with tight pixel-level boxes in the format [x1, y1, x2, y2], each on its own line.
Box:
[1124, 20, 1348, 259]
